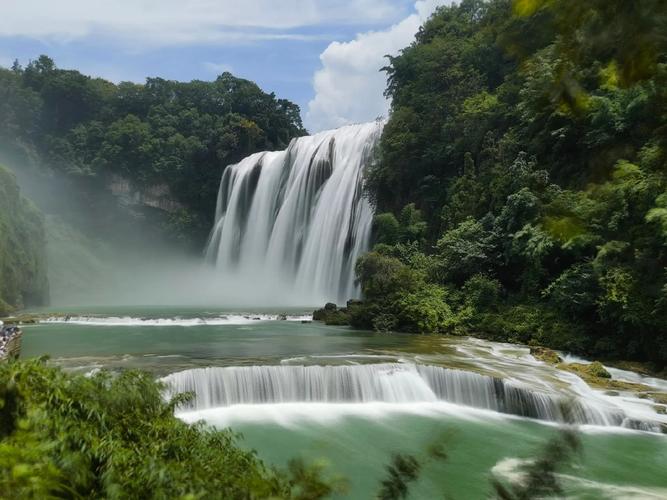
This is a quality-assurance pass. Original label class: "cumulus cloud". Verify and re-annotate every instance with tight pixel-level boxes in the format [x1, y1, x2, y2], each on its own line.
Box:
[0, 0, 407, 46]
[305, 0, 451, 132]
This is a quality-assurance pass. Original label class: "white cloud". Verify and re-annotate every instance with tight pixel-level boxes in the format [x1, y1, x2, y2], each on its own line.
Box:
[203, 62, 235, 75]
[305, 0, 451, 132]
[0, 1, 408, 46]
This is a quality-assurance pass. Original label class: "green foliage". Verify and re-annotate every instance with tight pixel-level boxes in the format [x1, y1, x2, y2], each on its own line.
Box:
[394, 284, 454, 333]
[0, 165, 49, 311]
[463, 274, 502, 311]
[492, 427, 581, 500]
[374, 213, 401, 245]
[355, 252, 421, 301]
[377, 454, 420, 500]
[0, 59, 306, 247]
[375, 425, 581, 500]
[354, 0, 667, 367]
[436, 218, 496, 284]
[312, 303, 350, 326]
[0, 359, 335, 499]
[373, 204, 427, 246]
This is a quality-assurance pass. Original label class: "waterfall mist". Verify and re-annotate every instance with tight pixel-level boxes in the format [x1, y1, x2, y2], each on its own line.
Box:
[3, 121, 384, 308]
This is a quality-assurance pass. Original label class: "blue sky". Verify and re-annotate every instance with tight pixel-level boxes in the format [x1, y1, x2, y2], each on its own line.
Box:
[0, 0, 448, 131]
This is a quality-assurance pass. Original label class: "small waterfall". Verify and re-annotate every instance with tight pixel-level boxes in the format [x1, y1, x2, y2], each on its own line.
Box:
[161, 363, 661, 431]
[205, 121, 383, 305]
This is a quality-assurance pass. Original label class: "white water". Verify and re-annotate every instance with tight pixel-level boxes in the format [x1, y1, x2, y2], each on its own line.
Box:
[41, 314, 311, 327]
[205, 121, 383, 306]
[162, 363, 663, 432]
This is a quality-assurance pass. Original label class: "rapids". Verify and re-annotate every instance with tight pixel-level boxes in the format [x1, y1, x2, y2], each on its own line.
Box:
[162, 363, 661, 431]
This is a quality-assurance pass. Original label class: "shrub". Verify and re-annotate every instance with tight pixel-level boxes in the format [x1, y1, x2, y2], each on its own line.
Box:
[394, 284, 455, 333]
[462, 274, 502, 311]
[0, 359, 334, 498]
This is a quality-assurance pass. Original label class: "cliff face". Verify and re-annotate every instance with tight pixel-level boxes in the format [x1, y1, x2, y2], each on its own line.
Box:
[108, 175, 185, 213]
[0, 165, 49, 314]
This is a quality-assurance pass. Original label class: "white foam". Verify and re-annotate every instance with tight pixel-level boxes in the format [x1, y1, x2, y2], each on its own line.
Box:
[41, 314, 312, 327]
[492, 456, 667, 498]
[176, 401, 507, 428]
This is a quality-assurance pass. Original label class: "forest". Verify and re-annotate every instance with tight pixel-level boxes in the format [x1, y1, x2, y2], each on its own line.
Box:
[0, 56, 305, 248]
[339, 0, 667, 368]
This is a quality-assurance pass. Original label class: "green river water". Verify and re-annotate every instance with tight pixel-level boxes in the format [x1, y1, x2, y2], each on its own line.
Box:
[21, 307, 667, 499]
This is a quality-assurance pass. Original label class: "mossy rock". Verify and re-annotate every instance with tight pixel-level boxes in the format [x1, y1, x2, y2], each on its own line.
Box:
[641, 392, 667, 405]
[558, 362, 648, 391]
[565, 361, 610, 379]
[654, 405, 666, 415]
[529, 346, 561, 365]
[587, 361, 611, 378]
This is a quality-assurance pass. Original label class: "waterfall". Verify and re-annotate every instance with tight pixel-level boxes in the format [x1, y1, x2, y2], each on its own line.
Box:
[205, 121, 383, 305]
[161, 363, 661, 431]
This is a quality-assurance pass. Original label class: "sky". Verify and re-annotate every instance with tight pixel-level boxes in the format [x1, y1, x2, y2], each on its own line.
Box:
[0, 0, 450, 132]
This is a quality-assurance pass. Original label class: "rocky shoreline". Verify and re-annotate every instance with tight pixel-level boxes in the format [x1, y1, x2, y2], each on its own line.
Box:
[0, 325, 22, 361]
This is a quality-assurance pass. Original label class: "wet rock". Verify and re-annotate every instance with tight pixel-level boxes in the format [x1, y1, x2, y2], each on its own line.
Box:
[566, 361, 611, 379]
[641, 392, 667, 405]
[529, 346, 561, 365]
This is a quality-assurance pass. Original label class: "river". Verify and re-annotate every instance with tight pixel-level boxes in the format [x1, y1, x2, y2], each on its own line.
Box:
[22, 306, 667, 499]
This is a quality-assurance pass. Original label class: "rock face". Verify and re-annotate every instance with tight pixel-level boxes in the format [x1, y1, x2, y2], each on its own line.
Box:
[0, 165, 49, 314]
[109, 175, 184, 213]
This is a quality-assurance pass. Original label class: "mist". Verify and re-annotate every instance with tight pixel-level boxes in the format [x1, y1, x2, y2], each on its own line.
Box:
[2, 146, 335, 310]
[0, 145, 268, 310]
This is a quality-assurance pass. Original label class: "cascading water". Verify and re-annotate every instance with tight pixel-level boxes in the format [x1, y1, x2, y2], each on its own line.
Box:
[161, 363, 662, 431]
[205, 121, 383, 305]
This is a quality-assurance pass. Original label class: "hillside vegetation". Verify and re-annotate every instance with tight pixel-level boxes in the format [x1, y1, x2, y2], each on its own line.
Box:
[350, 0, 667, 368]
[0, 165, 48, 313]
[0, 57, 306, 247]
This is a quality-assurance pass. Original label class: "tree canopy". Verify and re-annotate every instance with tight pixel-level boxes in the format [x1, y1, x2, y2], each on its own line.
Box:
[0, 56, 306, 247]
[356, 0, 667, 367]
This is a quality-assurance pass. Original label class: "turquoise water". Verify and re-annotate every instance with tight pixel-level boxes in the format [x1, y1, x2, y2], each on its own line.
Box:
[22, 307, 667, 498]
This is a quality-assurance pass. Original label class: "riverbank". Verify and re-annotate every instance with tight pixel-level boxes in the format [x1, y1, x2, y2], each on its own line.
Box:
[311, 303, 667, 379]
